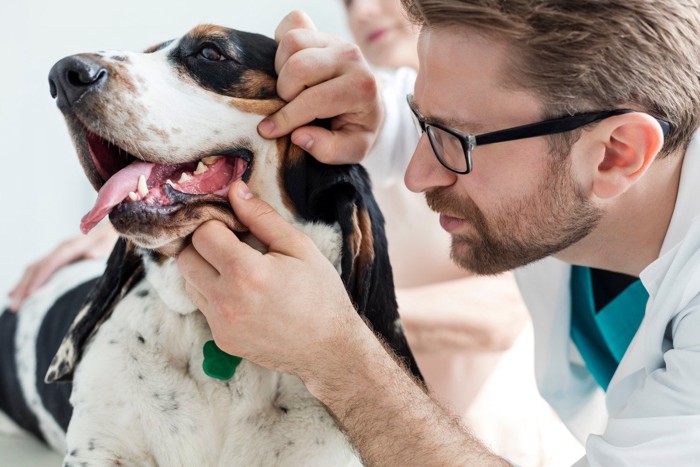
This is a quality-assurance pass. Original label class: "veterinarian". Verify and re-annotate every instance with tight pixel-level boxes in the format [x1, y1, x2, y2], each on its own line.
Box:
[340, 0, 577, 463]
[179, 1, 700, 465]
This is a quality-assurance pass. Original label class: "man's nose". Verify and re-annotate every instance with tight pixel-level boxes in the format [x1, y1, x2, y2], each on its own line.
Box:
[404, 135, 457, 193]
[49, 55, 108, 110]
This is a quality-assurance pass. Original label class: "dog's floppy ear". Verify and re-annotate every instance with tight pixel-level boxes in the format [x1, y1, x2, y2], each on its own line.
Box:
[284, 148, 423, 381]
[45, 237, 144, 383]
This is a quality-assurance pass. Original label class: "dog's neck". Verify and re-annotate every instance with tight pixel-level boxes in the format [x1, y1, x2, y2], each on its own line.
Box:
[139, 251, 196, 314]
[137, 221, 343, 315]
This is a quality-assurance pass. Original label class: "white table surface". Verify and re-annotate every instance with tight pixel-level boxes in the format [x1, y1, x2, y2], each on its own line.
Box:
[0, 433, 62, 467]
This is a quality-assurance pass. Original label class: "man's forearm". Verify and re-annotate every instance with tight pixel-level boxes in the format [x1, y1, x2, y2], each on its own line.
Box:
[303, 319, 509, 467]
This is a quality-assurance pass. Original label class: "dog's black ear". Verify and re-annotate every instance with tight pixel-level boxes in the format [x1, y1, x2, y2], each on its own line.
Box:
[285, 150, 423, 382]
[45, 238, 144, 383]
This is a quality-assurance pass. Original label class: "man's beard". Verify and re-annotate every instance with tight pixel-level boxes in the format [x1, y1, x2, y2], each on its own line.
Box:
[425, 157, 602, 275]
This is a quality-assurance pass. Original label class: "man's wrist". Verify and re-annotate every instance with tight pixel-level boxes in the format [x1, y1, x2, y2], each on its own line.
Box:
[299, 309, 382, 403]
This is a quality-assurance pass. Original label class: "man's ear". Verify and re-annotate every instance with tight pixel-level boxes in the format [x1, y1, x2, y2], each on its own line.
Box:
[590, 112, 665, 199]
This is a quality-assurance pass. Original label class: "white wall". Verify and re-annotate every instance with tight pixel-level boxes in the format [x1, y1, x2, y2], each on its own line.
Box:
[0, 0, 352, 303]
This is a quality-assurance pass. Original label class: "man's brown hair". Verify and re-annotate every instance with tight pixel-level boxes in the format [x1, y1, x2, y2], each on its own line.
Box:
[401, 0, 700, 157]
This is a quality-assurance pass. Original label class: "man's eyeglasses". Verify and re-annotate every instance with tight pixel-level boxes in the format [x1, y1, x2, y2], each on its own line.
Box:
[406, 93, 671, 175]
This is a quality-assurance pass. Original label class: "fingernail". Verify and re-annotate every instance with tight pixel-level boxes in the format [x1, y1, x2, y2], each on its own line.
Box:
[258, 119, 275, 136]
[237, 182, 253, 200]
[294, 134, 314, 150]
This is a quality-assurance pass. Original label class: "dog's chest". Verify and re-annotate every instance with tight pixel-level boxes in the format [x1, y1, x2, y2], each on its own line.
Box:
[67, 269, 359, 466]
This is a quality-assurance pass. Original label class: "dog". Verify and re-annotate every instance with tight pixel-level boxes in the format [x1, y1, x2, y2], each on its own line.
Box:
[0, 24, 423, 466]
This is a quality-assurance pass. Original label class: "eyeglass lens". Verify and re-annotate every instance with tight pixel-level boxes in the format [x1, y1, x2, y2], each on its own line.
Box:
[409, 106, 469, 173]
[427, 126, 468, 173]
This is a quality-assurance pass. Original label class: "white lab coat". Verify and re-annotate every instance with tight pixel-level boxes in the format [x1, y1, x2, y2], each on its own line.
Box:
[371, 69, 700, 465]
[515, 132, 700, 466]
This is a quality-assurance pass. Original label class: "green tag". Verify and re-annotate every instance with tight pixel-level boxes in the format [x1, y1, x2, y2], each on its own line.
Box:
[202, 340, 243, 380]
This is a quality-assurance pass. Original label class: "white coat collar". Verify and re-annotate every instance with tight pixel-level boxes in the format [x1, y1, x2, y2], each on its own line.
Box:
[640, 130, 700, 298]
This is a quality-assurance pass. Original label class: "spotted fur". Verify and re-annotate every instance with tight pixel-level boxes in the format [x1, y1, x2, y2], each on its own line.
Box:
[1, 24, 421, 466]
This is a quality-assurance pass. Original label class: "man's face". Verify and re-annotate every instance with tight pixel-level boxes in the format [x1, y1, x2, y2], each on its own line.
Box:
[405, 27, 602, 274]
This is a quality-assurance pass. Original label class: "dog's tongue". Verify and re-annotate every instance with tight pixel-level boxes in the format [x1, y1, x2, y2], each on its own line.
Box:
[81, 162, 154, 234]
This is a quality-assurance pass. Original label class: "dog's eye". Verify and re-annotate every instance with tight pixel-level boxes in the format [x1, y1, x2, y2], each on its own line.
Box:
[198, 45, 225, 61]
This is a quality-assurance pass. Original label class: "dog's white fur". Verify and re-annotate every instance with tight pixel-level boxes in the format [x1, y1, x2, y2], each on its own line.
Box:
[64, 256, 359, 466]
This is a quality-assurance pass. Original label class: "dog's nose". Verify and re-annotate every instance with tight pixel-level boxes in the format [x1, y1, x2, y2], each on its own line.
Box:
[49, 55, 108, 109]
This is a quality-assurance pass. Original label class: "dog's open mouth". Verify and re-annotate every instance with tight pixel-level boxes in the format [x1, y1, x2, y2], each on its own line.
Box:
[81, 131, 250, 234]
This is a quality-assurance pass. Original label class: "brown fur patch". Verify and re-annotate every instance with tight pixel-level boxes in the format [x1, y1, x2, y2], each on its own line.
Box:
[357, 208, 375, 267]
[227, 96, 285, 116]
[277, 140, 304, 216]
[346, 207, 375, 290]
[226, 70, 277, 99]
[189, 24, 230, 41]
[147, 125, 170, 143]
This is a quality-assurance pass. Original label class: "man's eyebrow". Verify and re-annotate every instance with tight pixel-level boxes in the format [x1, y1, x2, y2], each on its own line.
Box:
[433, 114, 488, 134]
[410, 97, 487, 134]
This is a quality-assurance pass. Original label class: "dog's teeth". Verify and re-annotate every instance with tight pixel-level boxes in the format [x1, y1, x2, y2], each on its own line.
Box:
[166, 179, 175, 186]
[137, 175, 148, 197]
[128, 191, 138, 201]
[202, 156, 221, 165]
[194, 161, 208, 175]
[179, 172, 192, 183]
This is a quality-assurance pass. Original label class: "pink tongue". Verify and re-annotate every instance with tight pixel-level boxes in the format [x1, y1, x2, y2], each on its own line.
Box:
[81, 162, 154, 234]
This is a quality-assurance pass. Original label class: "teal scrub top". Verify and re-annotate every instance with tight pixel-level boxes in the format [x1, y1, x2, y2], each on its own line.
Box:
[570, 266, 648, 390]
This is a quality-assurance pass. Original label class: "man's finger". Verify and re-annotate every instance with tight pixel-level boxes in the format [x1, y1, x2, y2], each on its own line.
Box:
[188, 220, 255, 274]
[227, 181, 309, 258]
[273, 13, 318, 77]
[177, 243, 221, 293]
[274, 10, 317, 45]
[260, 76, 369, 141]
[291, 125, 374, 165]
[183, 280, 209, 314]
[275, 45, 348, 103]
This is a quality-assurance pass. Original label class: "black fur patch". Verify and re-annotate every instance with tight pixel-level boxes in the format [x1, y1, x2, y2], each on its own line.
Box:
[170, 27, 277, 98]
[284, 154, 423, 381]
[35, 279, 99, 431]
[46, 238, 144, 383]
[0, 310, 45, 442]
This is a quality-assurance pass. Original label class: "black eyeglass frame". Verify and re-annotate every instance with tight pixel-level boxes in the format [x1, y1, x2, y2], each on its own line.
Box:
[406, 93, 671, 175]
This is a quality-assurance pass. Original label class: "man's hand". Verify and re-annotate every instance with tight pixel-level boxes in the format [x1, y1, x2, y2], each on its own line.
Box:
[257, 10, 384, 165]
[177, 180, 363, 377]
[177, 182, 506, 467]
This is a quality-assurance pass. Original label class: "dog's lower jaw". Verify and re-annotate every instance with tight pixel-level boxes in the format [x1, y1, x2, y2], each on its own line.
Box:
[113, 207, 247, 258]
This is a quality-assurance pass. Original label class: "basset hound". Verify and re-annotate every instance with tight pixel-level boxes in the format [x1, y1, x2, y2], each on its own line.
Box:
[0, 24, 422, 466]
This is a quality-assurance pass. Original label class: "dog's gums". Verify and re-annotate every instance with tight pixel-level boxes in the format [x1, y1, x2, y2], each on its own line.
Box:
[81, 131, 250, 234]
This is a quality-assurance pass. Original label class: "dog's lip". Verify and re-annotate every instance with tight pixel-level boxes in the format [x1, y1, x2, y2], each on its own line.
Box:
[79, 130, 251, 234]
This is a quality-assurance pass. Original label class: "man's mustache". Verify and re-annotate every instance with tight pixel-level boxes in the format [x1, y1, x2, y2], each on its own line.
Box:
[425, 188, 483, 225]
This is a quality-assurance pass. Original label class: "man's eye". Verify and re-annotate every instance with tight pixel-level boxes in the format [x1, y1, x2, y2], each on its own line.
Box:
[198, 46, 225, 61]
